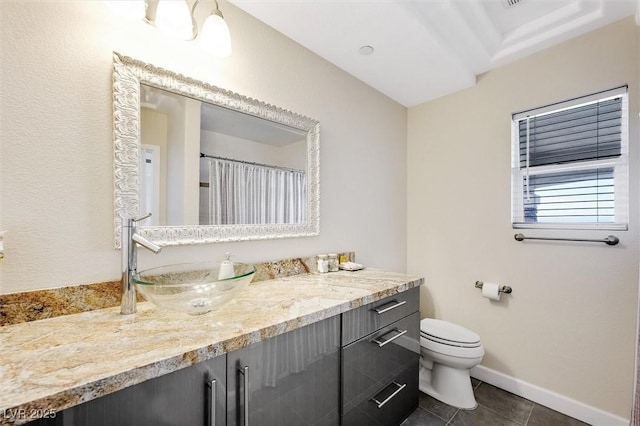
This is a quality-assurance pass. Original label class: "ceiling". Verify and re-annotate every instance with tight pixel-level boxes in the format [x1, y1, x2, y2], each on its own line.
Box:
[199, 102, 307, 146]
[141, 84, 305, 146]
[229, 0, 638, 107]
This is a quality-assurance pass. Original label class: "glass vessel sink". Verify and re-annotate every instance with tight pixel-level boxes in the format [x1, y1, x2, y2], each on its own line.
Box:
[133, 262, 255, 315]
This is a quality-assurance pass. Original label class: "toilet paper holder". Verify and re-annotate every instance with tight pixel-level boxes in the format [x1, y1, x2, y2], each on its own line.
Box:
[475, 281, 512, 294]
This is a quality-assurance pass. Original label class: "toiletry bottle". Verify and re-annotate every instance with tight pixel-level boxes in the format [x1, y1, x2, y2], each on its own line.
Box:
[317, 255, 329, 273]
[328, 254, 339, 272]
[218, 252, 235, 280]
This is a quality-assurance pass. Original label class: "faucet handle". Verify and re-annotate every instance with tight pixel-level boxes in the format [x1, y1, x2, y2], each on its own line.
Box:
[132, 233, 162, 254]
[132, 213, 153, 223]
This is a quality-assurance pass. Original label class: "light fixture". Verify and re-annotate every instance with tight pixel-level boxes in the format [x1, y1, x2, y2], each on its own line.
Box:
[147, 0, 232, 57]
[359, 45, 374, 55]
[154, 0, 194, 40]
[199, 2, 232, 57]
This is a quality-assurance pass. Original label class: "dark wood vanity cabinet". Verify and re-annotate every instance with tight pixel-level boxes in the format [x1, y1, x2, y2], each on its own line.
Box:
[27, 288, 420, 426]
[341, 287, 421, 426]
[31, 316, 341, 426]
[41, 353, 227, 426]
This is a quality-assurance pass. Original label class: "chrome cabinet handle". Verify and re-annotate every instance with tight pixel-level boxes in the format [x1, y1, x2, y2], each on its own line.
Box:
[372, 328, 408, 348]
[370, 382, 407, 409]
[207, 378, 216, 426]
[239, 366, 250, 426]
[371, 300, 406, 315]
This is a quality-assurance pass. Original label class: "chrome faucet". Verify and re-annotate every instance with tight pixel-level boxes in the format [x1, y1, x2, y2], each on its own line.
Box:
[121, 213, 162, 315]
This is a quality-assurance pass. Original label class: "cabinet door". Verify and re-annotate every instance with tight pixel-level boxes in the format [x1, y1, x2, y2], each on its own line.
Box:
[52, 354, 227, 426]
[226, 316, 340, 426]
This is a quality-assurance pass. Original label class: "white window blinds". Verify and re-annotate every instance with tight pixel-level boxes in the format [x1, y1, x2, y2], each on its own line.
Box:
[511, 86, 628, 230]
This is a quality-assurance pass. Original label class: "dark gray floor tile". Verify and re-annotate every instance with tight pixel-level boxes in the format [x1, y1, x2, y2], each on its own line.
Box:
[401, 407, 448, 426]
[527, 404, 589, 426]
[418, 391, 459, 421]
[471, 377, 482, 389]
[449, 405, 522, 426]
[474, 383, 533, 424]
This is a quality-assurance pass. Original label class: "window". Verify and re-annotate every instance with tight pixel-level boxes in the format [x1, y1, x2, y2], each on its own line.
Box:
[511, 86, 628, 230]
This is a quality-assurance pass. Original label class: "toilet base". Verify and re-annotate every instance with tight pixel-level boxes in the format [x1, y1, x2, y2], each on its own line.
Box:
[419, 364, 478, 410]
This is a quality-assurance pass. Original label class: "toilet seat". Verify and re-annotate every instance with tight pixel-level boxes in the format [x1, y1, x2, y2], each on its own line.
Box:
[421, 333, 482, 348]
[421, 335, 485, 359]
[420, 318, 480, 345]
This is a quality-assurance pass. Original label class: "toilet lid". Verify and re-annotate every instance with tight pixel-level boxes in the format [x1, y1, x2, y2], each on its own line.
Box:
[420, 318, 480, 345]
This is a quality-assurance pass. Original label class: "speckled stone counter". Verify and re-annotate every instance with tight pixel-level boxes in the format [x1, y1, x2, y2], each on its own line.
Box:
[0, 253, 355, 327]
[0, 269, 422, 425]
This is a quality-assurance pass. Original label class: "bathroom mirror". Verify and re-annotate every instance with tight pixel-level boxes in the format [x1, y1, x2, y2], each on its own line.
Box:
[112, 52, 320, 248]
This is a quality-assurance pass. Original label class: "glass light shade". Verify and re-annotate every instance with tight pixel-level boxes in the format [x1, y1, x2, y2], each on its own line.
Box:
[199, 12, 232, 57]
[155, 0, 194, 40]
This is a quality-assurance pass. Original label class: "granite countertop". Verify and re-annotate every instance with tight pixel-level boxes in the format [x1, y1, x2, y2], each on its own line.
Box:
[0, 269, 422, 425]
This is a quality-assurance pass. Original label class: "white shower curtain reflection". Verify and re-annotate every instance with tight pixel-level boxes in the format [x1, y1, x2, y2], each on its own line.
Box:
[261, 318, 339, 388]
[208, 159, 307, 225]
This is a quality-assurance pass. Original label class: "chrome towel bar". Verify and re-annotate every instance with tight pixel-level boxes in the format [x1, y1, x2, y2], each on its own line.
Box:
[514, 233, 619, 246]
[475, 281, 512, 294]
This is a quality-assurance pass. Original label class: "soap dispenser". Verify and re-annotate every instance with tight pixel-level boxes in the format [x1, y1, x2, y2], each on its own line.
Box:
[218, 252, 235, 280]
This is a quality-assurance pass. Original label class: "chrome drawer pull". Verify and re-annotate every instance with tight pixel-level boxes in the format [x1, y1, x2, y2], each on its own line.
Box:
[239, 366, 250, 426]
[207, 378, 216, 426]
[370, 382, 407, 409]
[372, 328, 408, 348]
[371, 300, 407, 315]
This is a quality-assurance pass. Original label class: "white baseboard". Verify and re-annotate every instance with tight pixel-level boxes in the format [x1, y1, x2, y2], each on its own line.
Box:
[470, 365, 629, 426]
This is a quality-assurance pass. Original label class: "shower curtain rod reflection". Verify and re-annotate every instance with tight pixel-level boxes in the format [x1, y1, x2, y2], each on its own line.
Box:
[200, 153, 304, 173]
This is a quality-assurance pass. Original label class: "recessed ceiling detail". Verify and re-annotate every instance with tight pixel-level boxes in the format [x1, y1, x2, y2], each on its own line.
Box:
[359, 45, 374, 55]
[230, 0, 636, 107]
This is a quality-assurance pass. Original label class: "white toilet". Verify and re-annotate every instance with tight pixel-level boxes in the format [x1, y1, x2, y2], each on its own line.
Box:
[419, 318, 485, 409]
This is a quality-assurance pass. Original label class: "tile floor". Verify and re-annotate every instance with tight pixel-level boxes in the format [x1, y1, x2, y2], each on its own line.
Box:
[402, 379, 589, 426]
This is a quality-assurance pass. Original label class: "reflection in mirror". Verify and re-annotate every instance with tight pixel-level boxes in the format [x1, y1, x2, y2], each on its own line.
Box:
[112, 52, 320, 247]
[139, 85, 308, 227]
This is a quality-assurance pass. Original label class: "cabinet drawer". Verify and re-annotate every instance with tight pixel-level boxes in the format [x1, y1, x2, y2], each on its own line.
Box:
[342, 312, 419, 415]
[342, 287, 419, 345]
[342, 362, 418, 426]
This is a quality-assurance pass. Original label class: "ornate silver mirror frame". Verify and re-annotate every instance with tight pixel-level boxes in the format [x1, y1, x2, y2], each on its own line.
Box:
[112, 52, 320, 248]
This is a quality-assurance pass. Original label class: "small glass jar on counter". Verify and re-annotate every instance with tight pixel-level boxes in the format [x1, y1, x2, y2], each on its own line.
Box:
[328, 253, 339, 272]
[317, 254, 329, 273]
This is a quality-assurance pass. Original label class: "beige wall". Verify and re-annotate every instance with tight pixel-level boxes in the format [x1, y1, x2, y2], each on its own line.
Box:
[0, 0, 407, 293]
[408, 18, 639, 418]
